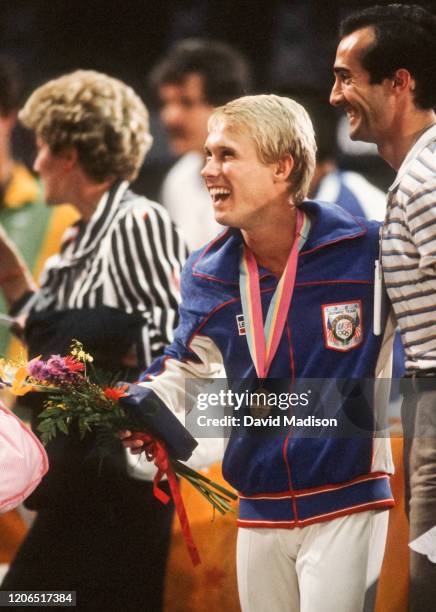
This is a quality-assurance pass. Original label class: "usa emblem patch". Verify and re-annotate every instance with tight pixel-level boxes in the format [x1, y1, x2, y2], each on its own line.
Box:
[322, 301, 363, 351]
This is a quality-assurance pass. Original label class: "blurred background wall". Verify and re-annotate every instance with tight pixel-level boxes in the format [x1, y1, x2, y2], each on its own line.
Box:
[0, 0, 433, 197]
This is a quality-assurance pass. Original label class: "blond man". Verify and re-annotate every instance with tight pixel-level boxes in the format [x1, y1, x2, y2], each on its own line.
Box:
[123, 94, 394, 611]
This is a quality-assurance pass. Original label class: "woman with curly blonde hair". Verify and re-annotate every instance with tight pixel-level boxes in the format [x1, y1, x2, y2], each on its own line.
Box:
[0, 70, 186, 610]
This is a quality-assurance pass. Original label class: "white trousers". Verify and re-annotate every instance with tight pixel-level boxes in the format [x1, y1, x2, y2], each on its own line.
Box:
[237, 510, 389, 612]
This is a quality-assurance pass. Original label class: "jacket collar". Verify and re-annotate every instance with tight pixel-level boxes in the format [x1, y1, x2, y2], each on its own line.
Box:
[192, 199, 367, 285]
[389, 123, 436, 192]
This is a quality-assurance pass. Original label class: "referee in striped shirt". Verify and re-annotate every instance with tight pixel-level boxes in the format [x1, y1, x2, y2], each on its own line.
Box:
[331, 5, 436, 611]
[0, 70, 186, 610]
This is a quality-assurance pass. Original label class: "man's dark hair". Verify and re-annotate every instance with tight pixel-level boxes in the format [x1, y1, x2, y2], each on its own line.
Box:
[149, 38, 251, 106]
[340, 4, 436, 109]
[0, 56, 23, 116]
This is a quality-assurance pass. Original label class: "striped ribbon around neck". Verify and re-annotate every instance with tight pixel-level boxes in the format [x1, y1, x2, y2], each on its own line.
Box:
[239, 208, 309, 379]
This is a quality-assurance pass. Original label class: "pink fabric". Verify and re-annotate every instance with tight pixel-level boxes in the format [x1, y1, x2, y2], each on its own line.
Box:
[0, 402, 48, 513]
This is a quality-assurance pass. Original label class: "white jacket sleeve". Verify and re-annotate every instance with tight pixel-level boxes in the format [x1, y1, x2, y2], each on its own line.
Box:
[126, 334, 227, 478]
[0, 403, 48, 513]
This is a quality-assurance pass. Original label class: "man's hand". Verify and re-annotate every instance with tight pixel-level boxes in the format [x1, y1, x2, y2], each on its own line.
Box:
[118, 383, 198, 461]
[119, 430, 146, 455]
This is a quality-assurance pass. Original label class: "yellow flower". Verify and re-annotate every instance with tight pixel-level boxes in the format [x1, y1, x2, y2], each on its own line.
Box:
[77, 350, 93, 363]
[11, 366, 34, 396]
[70, 340, 94, 363]
[0, 359, 21, 385]
[45, 400, 65, 410]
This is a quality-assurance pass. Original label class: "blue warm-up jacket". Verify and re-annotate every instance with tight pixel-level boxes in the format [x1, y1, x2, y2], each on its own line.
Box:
[136, 200, 395, 528]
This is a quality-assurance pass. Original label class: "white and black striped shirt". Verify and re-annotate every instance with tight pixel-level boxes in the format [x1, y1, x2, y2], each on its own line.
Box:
[18, 181, 187, 367]
[382, 124, 436, 373]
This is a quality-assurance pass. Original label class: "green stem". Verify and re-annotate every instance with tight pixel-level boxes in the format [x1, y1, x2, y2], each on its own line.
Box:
[32, 384, 62, 392]
[207, 490, 235, 513]
[172, 460, 237, 500]
[203, 486, 235, 513]
[181, 473, 227, 515]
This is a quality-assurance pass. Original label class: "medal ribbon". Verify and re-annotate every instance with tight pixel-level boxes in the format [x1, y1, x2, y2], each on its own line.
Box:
[239, 208, 306, 379]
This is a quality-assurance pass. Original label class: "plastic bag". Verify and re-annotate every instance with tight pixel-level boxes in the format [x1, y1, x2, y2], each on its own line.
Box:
[0, 403, 48, 513]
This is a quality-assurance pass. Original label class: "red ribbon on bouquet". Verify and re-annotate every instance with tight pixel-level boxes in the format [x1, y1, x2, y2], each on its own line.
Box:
[132, 432, 201, 567]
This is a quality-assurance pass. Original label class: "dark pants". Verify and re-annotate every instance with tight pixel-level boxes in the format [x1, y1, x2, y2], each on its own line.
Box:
[401, 385, 436, 612]
[1, 479, 174, 612]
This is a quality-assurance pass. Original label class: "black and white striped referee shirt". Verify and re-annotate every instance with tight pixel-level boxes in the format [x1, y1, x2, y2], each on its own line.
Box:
[382, 124, 436, 373]
[17, 180, 187, 368]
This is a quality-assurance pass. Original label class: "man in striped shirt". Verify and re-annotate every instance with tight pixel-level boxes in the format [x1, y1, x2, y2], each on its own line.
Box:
[331, 5, 436, 610]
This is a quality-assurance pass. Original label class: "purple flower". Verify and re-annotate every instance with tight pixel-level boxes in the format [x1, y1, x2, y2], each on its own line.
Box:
[46, 356, 67, 377]
[27, 355, 84, 385]
[27, 358, 50, 382]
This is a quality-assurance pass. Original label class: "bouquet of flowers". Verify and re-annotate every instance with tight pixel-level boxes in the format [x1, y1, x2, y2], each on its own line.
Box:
[0, 341, 236, 565]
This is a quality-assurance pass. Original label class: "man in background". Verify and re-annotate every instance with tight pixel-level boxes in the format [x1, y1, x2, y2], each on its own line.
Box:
[149, 38, 251, 250]
[331, 5, 436, 610]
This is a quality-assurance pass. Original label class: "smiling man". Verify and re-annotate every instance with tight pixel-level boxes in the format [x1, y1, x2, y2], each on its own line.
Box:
[122, 94, 396, 611]
[331, 5, 436, 610]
